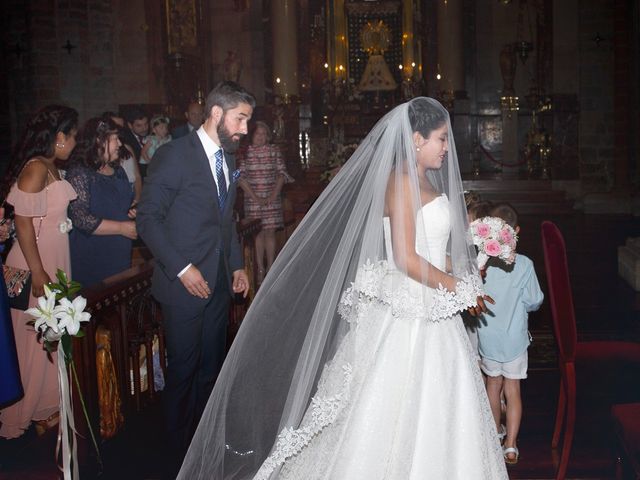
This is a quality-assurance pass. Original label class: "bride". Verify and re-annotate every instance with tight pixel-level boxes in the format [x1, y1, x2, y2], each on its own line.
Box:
[178, 98, 508, 479]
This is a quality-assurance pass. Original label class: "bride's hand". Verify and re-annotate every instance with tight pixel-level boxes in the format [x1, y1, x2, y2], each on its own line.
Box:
[467, 294, 494, 317]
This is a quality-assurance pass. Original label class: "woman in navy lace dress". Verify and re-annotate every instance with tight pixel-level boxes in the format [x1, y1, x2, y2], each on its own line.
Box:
[67, 117, 137, 288]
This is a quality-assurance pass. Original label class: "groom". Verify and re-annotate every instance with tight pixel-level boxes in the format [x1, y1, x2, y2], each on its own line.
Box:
[136, 81, 253, 457]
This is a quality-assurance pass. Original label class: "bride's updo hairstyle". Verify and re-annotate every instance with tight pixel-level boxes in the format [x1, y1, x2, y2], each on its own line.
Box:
[408, 97, 447, 138]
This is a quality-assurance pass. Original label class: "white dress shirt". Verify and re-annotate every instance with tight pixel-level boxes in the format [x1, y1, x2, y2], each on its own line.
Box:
[197, 126, 229, 195]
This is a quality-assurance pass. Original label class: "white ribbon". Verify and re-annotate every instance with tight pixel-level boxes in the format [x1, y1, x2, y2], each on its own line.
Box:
[56, 344, 79, 480]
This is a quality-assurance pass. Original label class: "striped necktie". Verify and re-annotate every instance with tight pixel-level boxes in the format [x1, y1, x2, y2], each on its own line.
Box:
[215, 149, 228, 209]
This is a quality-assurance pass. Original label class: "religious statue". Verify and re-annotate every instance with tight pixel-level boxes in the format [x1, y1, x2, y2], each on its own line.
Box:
[223, 50, 242, 83]
[358, 21, 397, 93]
[96, 325, 124, 439]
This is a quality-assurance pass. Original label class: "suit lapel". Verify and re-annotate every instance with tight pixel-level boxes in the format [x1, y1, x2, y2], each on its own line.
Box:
[189, 132, 221, 216]
[222, 151, 236, 215]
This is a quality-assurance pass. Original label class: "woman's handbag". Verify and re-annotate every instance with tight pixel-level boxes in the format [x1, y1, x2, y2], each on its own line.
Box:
[2, 216, 43, 311]
[3, 265, 31, 310]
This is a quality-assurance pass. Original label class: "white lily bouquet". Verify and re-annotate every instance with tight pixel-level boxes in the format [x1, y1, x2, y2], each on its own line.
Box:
[26, 269, 101, 480]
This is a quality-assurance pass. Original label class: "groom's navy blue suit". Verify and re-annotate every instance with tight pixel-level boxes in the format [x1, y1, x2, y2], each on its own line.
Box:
[136, 130, 243, 453]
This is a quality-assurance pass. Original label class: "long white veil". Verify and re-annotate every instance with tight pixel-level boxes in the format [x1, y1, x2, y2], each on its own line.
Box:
[177, 97, 482, 479]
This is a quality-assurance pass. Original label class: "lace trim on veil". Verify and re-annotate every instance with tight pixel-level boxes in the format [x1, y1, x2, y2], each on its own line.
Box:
[429, 273, 484, 320]
[253, 364, 353, 480]
[339, 259, 484, 323]
[253, 260, 483, 479]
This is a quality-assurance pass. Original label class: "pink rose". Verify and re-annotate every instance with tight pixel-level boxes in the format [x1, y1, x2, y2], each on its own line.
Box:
[475, 222, 491, 238]
[484, 239, 502, 257]
[499, 228, 513, 244]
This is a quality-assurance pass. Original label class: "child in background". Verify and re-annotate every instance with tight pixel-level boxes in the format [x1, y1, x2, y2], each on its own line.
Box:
[141, 115, 171, 164]
[477, 203, 544, 465]
[464, 193, 493, 358]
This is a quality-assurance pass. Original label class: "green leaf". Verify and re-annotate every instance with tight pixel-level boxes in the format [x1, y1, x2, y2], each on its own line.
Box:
[60, 334, 73, 364]
[74, 329, 85, 338]
[67, 285, 82, 297]
[44, 341, 55, 354]
[56, 269, 69, 285]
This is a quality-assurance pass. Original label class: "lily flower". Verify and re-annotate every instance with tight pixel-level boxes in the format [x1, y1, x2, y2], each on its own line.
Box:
[55, 295, 91, 336]
[25, 285, 60, 334]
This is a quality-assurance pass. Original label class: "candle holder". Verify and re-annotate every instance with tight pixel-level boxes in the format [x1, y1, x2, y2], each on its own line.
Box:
[500, 96, 519, 118]
[539, 143, 552, 180]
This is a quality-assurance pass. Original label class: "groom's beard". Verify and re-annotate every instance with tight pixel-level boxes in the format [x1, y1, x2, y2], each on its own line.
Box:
[217, 118, 244, 153]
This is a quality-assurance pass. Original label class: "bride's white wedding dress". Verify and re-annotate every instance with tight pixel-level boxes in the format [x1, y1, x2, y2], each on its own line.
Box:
[255, 196, 508, 480]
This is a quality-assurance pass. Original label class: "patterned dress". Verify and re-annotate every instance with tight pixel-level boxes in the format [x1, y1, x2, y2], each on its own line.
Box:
[237, 144, 293, 230]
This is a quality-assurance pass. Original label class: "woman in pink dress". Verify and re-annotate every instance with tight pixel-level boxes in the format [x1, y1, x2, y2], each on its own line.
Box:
[237, 121, 293, 284]
[0, 105, 78, 439]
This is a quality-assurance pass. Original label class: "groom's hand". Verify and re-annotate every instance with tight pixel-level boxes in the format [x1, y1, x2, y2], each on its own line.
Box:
[232, 269, 250, 298]
[180, 266, 211, 299]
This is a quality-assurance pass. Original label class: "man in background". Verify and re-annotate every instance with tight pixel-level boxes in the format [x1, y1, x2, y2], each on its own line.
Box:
[172, 101, 204, 139]
[121, 107, 149, 177]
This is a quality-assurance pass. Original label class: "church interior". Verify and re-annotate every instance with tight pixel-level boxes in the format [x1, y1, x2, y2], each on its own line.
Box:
[0, 0, 639, 479]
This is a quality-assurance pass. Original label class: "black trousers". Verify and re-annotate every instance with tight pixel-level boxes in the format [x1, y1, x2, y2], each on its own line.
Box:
[160, 265, 230, 455]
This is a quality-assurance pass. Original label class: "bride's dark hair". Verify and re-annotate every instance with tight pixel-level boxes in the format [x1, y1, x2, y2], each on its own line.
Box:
[408, 98, 447, 137]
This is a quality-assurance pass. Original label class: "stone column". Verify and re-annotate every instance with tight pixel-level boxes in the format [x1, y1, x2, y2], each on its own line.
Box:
[500, 44, 519, 177]
[436, 0, 465, 101]
[271, 0, 299, 98]
[402, 0, 415, 79]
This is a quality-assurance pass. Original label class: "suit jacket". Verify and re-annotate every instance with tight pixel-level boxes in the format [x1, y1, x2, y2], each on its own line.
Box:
[136, 131, 243, 307]
[121, 128, 144, 161]
[171, 123, 191, 140]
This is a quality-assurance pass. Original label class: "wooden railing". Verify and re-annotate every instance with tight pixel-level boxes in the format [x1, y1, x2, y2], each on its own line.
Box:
[71, 219, 263, 469]
[71, 262, 159, 465]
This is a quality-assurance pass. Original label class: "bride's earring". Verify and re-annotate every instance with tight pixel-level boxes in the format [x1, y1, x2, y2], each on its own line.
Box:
[416, 146, 421, 152]
[56, 143, 65, 149]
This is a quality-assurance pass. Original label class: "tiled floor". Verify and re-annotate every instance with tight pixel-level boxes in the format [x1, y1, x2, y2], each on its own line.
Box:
[1, 212, 639, 480]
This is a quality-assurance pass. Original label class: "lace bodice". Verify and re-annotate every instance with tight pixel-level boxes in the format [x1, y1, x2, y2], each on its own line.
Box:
[383, 194, 450, 272]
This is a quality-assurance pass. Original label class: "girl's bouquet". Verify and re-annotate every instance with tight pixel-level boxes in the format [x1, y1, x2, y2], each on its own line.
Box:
[470, 217, 518, 269]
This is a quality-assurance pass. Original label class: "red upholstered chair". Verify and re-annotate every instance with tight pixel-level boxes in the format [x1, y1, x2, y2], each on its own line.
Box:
[541, 221, 640, 480]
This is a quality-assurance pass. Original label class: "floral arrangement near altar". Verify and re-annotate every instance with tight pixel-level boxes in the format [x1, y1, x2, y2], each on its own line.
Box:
[26, 269, 101, 479]
[470, 216, 518, 269]
[320, 140, 359, 182]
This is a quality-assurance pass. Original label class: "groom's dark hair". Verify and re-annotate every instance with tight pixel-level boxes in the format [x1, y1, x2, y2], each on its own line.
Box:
[205, 81, 256, 119]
